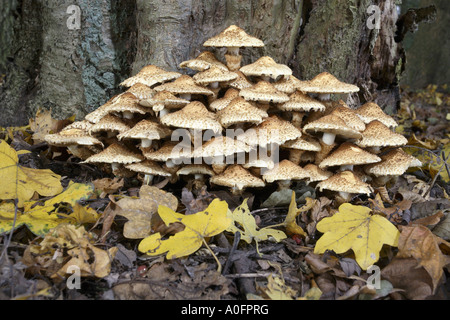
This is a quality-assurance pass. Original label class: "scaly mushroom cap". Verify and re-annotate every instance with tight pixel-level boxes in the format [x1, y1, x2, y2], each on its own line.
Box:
[303, 113, 362, 140]
[176, 164, 215, 177]
[329, 106, 366, 132]
[356, 120, 407, 148]
[364, 148, 422, 177]
[85, 95, 121, 123]
[243, 157, 275, 170]
[203, 25, 264, 49]
[120, 65, 182, 88]
[317, 170, 373, 195]
[179, 51, 228, 72]
[278, 91, 326, 112]
[126, 83, 156, 100]
[192, 136, 252, 159]
[282, 134, 322, 151]
[355, 102, 398, 128]
[139, 90, 190, 110]
[153, 75, 214, 97]
[125, 160, 171, 177]
[216, 97, 268, 127]
[44, 128, 103, 147]
[89, 115, 131, 135]
[303, 164, 333, 182]
[296, 72, 360, 94]
[160, 101, 223, 133]
[262, 159, 309, 183]
[193, 66, 238, 86]
[273, 75, 304, 94]
[239, 56, 292, 80]
[83, 143, 144, 164]
[117, 119, 172, 141]
[237, 115, 302, 147]
[209, 88, 240, 112]
[103, 92, 148, 117]
[142, 141, 192, 162]
[318, 142, 381, 169]
[228, 71, 254, 90]
[62, 120, 94, 132]
[239, 81, 290, 104]
[210, 164, 265, 191]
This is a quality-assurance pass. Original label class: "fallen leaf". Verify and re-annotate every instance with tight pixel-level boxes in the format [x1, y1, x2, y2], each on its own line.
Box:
[283, 191, 311, 237]
[314, 203, 400, 270]
[432, 210, 450, 240]
[261, 274, 298, 300]
[92, 177, 124, 197]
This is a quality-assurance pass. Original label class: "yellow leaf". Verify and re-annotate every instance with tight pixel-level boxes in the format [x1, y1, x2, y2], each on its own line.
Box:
[0, 140, 63, 207]
[283, 191, 312, 237]
[263, 274, 297, 300]
[314, 203, 400, 270]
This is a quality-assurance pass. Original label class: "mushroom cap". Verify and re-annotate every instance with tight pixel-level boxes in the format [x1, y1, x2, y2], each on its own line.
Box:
[329, 106, 366, 132]
[262, 159, 310, 183]
[318, 142, 381, 169]
[278, 91, 326, 112]
[210, 164, 265, 191]
[179, 51, 228, 72]
[355, 120, 407, 148]
[176, 164, 215, 177]
[62, 120, 94, 132]
[355, 102, 398, 128]
[139, 90, 190, 109]
[160, 101, 223, 133]
[117, 119, 172, 141]
[193, 66, 238, 85]
[239, 56, 292, 80]
[303, 164, 333, 182]
[240, 81, 290, 104]
[103, 92, 148, 117]
[273, 75, 304, 94]
[317, 170, 373, 195]
[216, 97, 268, 127]
[83, 143, 144, 164]
[209, 88, 240, 112]
[282, 134, 321, 151]
[153, 75, 214, 96]
[44, 128, 103, 147]
[228, 71, 254, 90]
[237, 115, 302, 146]
[303, 113, 362, 140]
[120, 65, 182, 88]
[125, 160, 171, 177]
[364, 148, 422, 177]
[85, 95, 121, 124]
[126, 83, 156, 100]
[192, 136, 252, 159]
[297, 72, 360, 94]
[89, 115, 131, 135]
[203, 25, 265, 48]
[142, 141, 192, 162]
[243, 157, 275, 170]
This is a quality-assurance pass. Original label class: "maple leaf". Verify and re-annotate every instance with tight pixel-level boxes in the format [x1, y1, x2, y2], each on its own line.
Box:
[314, 203, 400, 270]
[283, 191, 313, 237]
[138, 199, 232, 272]
[0, 140, 63, 207]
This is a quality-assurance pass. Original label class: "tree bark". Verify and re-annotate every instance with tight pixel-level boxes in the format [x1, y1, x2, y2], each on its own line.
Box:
[1, 0, 415, 126]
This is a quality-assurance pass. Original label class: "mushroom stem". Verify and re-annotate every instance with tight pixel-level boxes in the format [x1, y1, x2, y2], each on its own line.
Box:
[318, 93, 331, 101]
[141, 139, 153, 148]
[159, 108, 169, 117]
[143, 174, 154, 185]
[340, 164, 354, 171]
[322, 132, 336, 146]
[338, 191, 352, 202]
[289, 149, 304, 165]
[277, 179, 292, 190]
[209, 82, 219, 89]
[122, 111, 134, 119]
[165, 159, 176, 168]
[227, 47, 240, 56]
[179, 93, 191, 100]
[194, 174, 204, 180]
[106, 131, 116, 139]
[260, 75, 271, 82]
[111, 162, 120, 172]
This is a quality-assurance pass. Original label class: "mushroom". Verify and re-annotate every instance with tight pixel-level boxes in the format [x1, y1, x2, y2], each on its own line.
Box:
[273, 75, 304, 94]
[203, 25, 265, 71]
[316, 170, 373, 202]
[88, 114, 132, 139]
[262, 159, 310, 189]
[355, 120, 408, 152]
[62, 120, 94, 132]
[243, 156, 275, 176]
[125, 160, 172, 185]
[228, 71, 254, 90]
[82, 143, 144, 173]
[296, 72, 360, 101]
[120, 65, 182, 88]
[328, 105, 366, 132]
[103, 92, 149, 120]
[177, 164, 215, 181]
[85, 95, 121, 124]
[193, 66, 238, 90]
[303, 164, 333, 184]
[192, 136, 252, 166]
[318, 142, 381, 171]
[355, 102, 398, 128]
[277, 90, 326, 113]
[239, 81, 290, 105]
[216, 96, 268, 129]
[139, 90, 190, 117]
[210, 164, 265, 195]
[281, 134, 322, 165]
[117, 119, 172, 148]
[239, 56, 292, 82]
[179, 51, 228, 72]
[142, 140, 192, 168]
[209, 88, 240, 112]
[125, 83, 156, 100]
[153, 75, 214, 101]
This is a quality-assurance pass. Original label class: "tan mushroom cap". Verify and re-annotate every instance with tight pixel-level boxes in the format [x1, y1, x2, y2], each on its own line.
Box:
[176, 164, 215, 177]
[120, 65, 182, 88]
[228, 71, 254, 90]
[83, 143, 144, 165]
[125, 160, 171, 177]
[179, 51, 228, 72]
[282, 134, 321, 151]
[125, 83, 156, 100]
[44, 128, 103, 147]
[355, 120, 407, 148]
[355, 102, 398, 128]
[239, 81, 290, 104]
[209, 88, 240, 112]
[192, 136, 252, 159]
[139, 90, 190, 110]
[329, 106, 366, 132]
[203, 25, 264, 49]
[364, 148, 422, 177]
[303, 164, 333, 182]
[273, 75, 304, 94]
[62, 120, 93, 132]
[278, 91, 326, 112]
[239, 56, 292, 80]
[103, 92, 148, 117]
[237, 115, 302, 147]
[262, 159, 310, 183]
[89, 115, 131, 135]
[85, 95, 121, 123]
[303, 113, 363, 140]
[317, 170, 373, 195]
[153, 75, 214, 96]
[193, 66, 238, 86]
[216, 97, 268, 127]
[243, 156, 275, 170]
[296, 72, 360, 94]
[142, 141, 192, 162]
[210, 164, 265, 192]
[117, 119, 172, 142]
[160, 101, 222, 133]
[318, 142, 381, 169]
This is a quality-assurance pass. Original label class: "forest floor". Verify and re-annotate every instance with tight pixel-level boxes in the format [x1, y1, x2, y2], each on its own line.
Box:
[0, 84, 449, 301]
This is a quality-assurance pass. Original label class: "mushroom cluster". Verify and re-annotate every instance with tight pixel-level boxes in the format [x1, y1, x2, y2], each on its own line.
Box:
[45, 25, 421, 200]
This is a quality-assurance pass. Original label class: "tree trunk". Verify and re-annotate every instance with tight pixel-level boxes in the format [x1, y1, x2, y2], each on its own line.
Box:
[1, 0, 422, 126]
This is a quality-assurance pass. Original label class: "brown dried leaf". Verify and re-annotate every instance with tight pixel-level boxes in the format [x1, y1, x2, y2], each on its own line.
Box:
[93, 177, 124, 197]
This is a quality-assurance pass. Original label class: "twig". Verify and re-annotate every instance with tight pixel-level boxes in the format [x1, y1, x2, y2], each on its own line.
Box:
[423, 150, 450, 198]
[225, 272, 300, 283]
[0, 199, 19, 263]
[222, 231, 240, 275]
